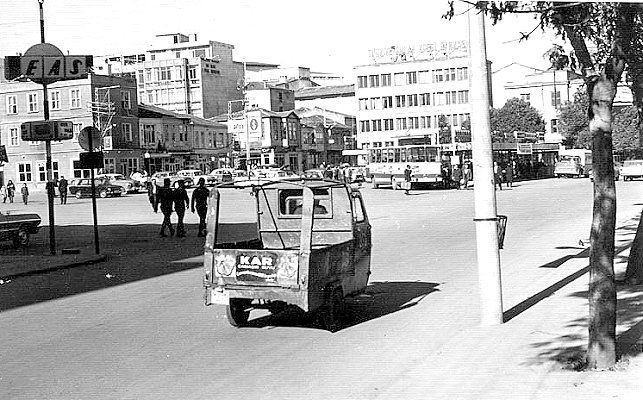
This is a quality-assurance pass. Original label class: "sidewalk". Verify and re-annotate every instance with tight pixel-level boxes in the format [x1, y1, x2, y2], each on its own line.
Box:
[0, 250, 107, 281]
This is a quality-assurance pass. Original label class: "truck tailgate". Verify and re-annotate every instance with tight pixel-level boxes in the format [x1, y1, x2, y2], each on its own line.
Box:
[205, 248, 301, 287]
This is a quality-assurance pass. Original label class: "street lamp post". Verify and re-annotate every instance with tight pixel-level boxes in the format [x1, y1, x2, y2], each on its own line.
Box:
[144, 151, 151, 175]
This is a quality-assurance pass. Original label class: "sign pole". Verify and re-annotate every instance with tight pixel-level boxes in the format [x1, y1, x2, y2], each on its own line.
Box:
[87, 130, 100, 255]
[39, 0, 56, 255]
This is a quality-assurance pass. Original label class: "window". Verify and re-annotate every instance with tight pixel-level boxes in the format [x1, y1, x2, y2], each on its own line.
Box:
[359, 98, 369, 110]
[407, 94, 418, 107]
[17, 163, 33, 182]
[194, 49, 206, 58]
[418, 70, 431, 84]
[6, 95, 17, 114]
[145, 68, 152, 82]
[371, 120, 382, 131]
[457, 90, 469, 104]
[420, 93, 431, 106]
[433, 69, 444, 83]
[70, 89, 81, 108]
[457, 67, 469, 80]
[49, 90, 61, 110]
[72, 123, 83, 139]
[381, 74, 391, 86]
[435, 92, 445, 106]
[395, 118, 407, 130]
[121, 91, 131, 109]
[175, 51, 181, 58]
[445, 68, 456, 81]
[159, 66, 172, 81]
[104, 158, 116, 173]
[408, 117, 419, 129]
[520, 93, 531, 104]
[406, 71, 417, 84]
[382, 96, 393, 109]
[385, 141, 394, 147]
[551, 119, 559, 134]
[28, 93, 38, 112]
[445, 91, 457, 105]
[394, 73, 405, 86]
[370, 97, 380, 110]
[122, 123, 133, 141]
[372, 142, 382, 148]
[188, 67, 197, 80]
[369, 75, 380, 87]
[37, 160, 59, 181]
[143, 124, 156, 143]
[360, 120, 370, 132]
[384, 119, 394, 131]
[73, 160, 92, 179]
[357, 75, 368, 88]
[395, 95, 406, 108]
[551, 91, 561, 107]
[9, 127, 19, 146]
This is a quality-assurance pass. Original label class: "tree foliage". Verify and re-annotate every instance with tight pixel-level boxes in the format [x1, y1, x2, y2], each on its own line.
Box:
[558, 89, 591, 149]
[612, 106, 641, 156]
[490, 98, 545, 138]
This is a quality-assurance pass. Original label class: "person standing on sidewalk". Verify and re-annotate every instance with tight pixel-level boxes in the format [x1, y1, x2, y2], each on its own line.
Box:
[452, 164, 463, 190]
[6, 180, 15, 203]
[173, 179, 189, 238]
[403, 164, 412, 195]
[505, 160, 514, 188]
[58, 176, 68, 204]
[1, 183, 7, 203]
[191, 178, 210, 237]
[155, 178, 175, 237]
[462, 162, 472, 189]
[493, 162, 503, 191]
[20, 183, 29, 205]
[147, 179, 158, 212]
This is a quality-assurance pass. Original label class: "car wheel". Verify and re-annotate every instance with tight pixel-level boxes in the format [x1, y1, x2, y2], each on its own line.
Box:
[13, 227, 30, 247]
[99, 190, 108, 198]
[226, 299, 252, 327]
[75, 191, 82, 199]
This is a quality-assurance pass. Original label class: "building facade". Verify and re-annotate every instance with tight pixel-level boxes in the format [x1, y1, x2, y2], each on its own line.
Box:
[95, 33, 244, 119]
[354, 41, 487, 165]
[0, 74, 141, 189]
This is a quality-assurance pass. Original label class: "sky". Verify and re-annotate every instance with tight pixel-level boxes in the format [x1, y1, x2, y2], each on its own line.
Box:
[0, 0, 563, 75]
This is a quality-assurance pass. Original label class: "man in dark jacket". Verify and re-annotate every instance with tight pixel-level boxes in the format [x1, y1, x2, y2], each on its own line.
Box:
[155, 178, 175, 237]
[58, 176, 68, 204]
[173, 179, 190, 237]
[191, 178, 210, 237]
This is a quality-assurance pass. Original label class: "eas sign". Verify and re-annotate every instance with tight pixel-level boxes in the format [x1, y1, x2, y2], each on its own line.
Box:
[4, 43, 92, 84]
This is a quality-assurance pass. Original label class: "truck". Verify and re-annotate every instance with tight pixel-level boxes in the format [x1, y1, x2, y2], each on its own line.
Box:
[554, 149, 592, 178]
[202, 179, 372, 331]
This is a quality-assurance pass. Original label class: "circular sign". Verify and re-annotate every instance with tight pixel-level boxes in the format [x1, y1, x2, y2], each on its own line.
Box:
[78, 126, 102, 151]
[249, 118, 259, 131]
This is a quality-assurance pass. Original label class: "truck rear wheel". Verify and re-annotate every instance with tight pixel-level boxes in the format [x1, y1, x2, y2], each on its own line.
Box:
[320, 286, 344, 332]
[226, 299, 251, 327]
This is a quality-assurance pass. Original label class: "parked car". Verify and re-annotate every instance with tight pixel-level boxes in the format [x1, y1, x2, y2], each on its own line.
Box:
[302, 169, 326, 179]
[0, 210, 41, 247]
[95, 173, 140, 193]
[177, 169, 209, 187]
[151, 171, 192, 188]
[68, 178, 124, 198]
[620, 160, 643, 181]
[208, 168, 235, 185]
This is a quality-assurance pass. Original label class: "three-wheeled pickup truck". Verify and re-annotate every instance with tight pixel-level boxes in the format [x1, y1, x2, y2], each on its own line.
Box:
[202, 179, 372, 330]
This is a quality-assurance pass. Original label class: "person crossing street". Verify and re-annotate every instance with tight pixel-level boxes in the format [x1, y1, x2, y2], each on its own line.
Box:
[155, 178, 175, 237]
[173, 180, 189, 238]
[58, 176, 68, 204]
[191, 178, 210, 237]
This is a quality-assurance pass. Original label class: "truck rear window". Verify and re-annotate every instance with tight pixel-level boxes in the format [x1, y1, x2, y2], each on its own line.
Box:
[278, 188, 331, 217]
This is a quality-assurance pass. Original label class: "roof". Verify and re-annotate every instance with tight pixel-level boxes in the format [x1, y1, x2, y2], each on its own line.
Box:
[295, 106, 355, 119]
[492, 62, 545, 74]
[295, 84, 354, 100]
[138, 104, 227, 127]
[298, 114, 349, 130]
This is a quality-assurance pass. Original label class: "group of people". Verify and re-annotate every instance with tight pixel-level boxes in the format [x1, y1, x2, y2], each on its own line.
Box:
[147, 178, 210, 238]
[494, 161, 515, 190]
[319, 163, 365, 184]
[1, 180, 30, 205]
[440, 162, 474, 190]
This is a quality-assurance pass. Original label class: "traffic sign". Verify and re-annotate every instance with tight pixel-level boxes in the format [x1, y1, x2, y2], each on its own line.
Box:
[79, 151, 104, 169]
[20, 120, 73, 141]
[78, 126, 101, 151]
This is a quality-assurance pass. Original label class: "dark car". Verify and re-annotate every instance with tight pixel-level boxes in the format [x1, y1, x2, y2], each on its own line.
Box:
[68, 178, 124, 198]
[0, 210, 41, 247]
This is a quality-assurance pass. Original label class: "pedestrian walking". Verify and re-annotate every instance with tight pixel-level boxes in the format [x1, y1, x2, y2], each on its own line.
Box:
[1, 183, 7, 203]
[452, 164, 463, 190]
[155, 178, 175, 237]
[58, 176, 68, 204]
[191, 177, 210, 237]
[6, 180, 15, 203]
[493, 162, 503, 190]
[505, 161, 514, 188]
[147, 179, 158, 212]
[463, 162, 472, 189]
[20, 183, 29, 205]
[403, 164, 412, 195]
[441, 164, 451, 189]
[173, 179, 189, 238]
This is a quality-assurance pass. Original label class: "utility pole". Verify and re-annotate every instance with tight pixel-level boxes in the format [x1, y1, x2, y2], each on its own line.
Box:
[39, 0, 56, 255]
[469, 9, 503, 325]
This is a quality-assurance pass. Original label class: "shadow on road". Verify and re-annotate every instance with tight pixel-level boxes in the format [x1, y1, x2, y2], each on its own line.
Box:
[0, 224, 206, 312]
[241, 280, 440, 332]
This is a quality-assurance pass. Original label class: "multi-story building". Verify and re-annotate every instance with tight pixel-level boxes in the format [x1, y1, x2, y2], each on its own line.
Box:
[95, 33, 244, 119]
[354, 41, 487, 165]
[245, 82, 295, 112]
[0, 74, 141, 189]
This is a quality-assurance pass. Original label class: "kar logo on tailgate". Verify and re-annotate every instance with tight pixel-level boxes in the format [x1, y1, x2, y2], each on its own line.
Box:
[236, 254, 277, 282]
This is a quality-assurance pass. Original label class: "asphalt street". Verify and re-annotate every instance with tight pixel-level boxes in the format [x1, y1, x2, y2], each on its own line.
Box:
[0, 178, 642, 399]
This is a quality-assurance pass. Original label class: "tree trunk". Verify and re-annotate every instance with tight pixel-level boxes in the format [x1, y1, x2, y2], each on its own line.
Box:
[586, 77, 617, 369]
[624, 67, 643, 284]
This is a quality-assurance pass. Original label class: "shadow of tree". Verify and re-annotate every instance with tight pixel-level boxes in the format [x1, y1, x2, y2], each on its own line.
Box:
[240, 281, 440, 332]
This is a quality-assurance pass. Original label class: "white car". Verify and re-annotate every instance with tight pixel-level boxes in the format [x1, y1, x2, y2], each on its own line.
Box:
[95, 173, 140, 193]
[620, 160, 643, 181]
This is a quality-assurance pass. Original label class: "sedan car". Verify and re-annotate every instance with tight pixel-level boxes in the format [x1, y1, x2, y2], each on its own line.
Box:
[151, 171, 192, 188]
[0, 210, 41, 247]
[68, 178, 124, 198]
[208, 168, 235, 185]
[95, 173, 140, 193]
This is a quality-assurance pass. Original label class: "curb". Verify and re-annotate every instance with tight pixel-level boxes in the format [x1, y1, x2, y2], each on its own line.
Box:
[0, 254, 109, 281]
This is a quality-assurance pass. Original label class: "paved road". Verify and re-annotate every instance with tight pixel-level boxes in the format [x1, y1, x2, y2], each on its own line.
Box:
[1, 178, 642, 399]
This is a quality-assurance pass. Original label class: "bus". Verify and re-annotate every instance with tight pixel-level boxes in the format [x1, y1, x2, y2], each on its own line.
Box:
[368, 145, 444, 189]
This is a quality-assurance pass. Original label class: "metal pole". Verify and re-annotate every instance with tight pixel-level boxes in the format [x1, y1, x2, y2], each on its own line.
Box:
[243, 62, 251, 177]
[88, 131, 100, 254]
[469, 9, 503, 325]
[39, 0, 56, 255]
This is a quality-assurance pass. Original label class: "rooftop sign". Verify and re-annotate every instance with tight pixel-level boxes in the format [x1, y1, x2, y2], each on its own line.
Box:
[368, 40, 469, 64]
[4, 43, 92, 84]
